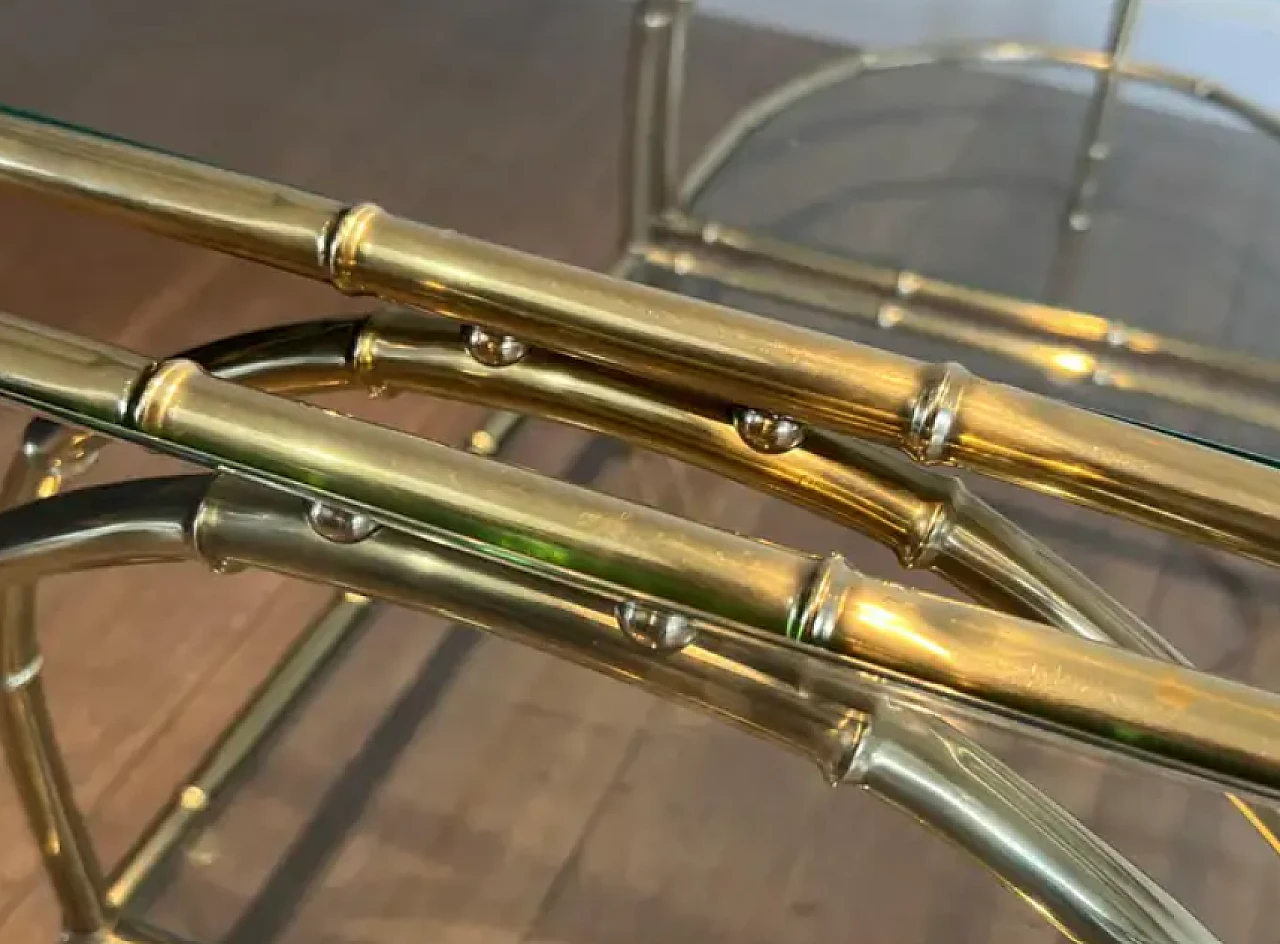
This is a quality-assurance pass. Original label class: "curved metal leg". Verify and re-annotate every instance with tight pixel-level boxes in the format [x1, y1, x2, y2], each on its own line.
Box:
[0, 476, 203, 936]
[44, 314, 1280, 857]
[0, 472, 1217, 943]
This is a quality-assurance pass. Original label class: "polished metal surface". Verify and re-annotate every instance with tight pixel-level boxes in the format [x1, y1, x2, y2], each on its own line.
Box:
[2, 112, 1280, 566]
[0, 472, 1224, 943]
[0, 1, 1278, 941]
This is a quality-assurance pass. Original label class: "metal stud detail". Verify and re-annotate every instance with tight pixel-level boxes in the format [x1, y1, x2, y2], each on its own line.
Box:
[464, 325, 528, 368]
[307, 501, 379, 544]
[616, 600, 697, 653]
[734, 408, 805, 455]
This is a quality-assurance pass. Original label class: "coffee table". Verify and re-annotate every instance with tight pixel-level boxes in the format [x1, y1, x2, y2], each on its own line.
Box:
[8, 3, 1280, 942]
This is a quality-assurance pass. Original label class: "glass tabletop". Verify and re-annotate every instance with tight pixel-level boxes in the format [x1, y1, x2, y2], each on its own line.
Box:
[122, 59, 1280, 944]
[124, 430, 1278, 944]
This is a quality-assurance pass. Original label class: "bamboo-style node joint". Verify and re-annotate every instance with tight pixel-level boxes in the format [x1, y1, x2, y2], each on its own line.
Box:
[905, 362, 971, 464]
[128, 358, 205, 431]
[1105, 321, 1133, 347]
[306, 501, 380, 544]
[793, 554, 858, 646]
[616, 600, 697, 652]
[894, 271, 924, 298]
[321, 202, 382, 292]
[2, 654, 43, 692]
[733, 407, 805, 454]
[58, 930, 115, 944]
[902, 493, 961, 570]
[464, 326, 529, 368]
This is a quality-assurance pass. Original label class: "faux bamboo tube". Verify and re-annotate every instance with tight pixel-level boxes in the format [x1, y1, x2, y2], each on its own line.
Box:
[644, 217, 1280, 432]
[1, 311, 1163, 652]
[1, 310, 1279, 800]
[0, 108, 1278, 563]
[0, 473, 1222, 944]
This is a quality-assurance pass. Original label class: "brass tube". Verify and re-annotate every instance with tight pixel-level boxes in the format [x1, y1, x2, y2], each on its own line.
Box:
[1061, 0, 1142, 234]
[675, 40, 1280, 209]
[194, 473, 1215, 944]
[355, 311, 1153, 648]
[0, 473, 1221, 943]
[621, 0, 692, 247]
[105, 590, 375, 910]
[0, 110, 1278, 565]
[0, 477, 201, 933]
[185, 312, 1280, 850]
[0, 316, 368, 934]
[0, 311, 1278, 799]
[646, 215, 1280, 432]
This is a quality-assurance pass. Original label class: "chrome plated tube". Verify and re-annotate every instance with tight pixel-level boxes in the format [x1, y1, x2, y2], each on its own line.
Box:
[1, 111, 1280, 565]
[0, 311, 1278, 800]
[0, 472, 1216, 943]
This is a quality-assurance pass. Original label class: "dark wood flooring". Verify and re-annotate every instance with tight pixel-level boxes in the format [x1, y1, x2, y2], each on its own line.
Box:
[0, 2, 1275, 943]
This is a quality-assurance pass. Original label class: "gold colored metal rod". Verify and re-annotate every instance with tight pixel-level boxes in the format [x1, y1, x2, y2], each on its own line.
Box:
[676, 40, 1280, 209]
[35, 316, 1280, 881]
[0, 317, 367, 935]
[0, 312, 1279, 800]
[193, 472, 1218, 944]
[354, 311, 1153, 649]
[0, 473, 1221, 943]
[0, 477, 202, 934]
[0, 111, 1278, 565]
[105, 591, 374, 910]
[641, 229, 1280, 432]
[0, 314, 537, 921]
[652, 212, 1280, 395]
[157, 312, 1280, 854]
[621, 0, 692, 246]
[1061, 0, 1142, 235]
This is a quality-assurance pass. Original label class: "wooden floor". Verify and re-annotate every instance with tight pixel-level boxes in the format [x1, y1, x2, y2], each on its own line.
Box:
[0, 2, 1277, 942]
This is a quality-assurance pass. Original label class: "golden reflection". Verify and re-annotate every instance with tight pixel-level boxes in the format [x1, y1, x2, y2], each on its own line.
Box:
[852, 601, 952, 661]
[1047, 350, 1095, 381]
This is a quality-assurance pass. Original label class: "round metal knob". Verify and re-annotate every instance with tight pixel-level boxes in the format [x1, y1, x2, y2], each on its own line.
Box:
[464, 326, 528, 368]
[733, 408, 804, 455]
[307, 501, 379, 544]
[616, 600, 697, 653]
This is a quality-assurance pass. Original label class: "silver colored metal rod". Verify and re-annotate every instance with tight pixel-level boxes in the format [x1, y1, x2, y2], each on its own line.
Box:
[0, 470, 1205, 944]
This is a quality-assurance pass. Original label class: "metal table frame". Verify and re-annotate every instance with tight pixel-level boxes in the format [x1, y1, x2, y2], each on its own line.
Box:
[4, 3, 1280, 942]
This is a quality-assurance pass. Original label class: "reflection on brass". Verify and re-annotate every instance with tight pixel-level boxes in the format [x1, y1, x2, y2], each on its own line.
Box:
[0, 1, 1278, 941]
[0, 473, 1224, 943]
